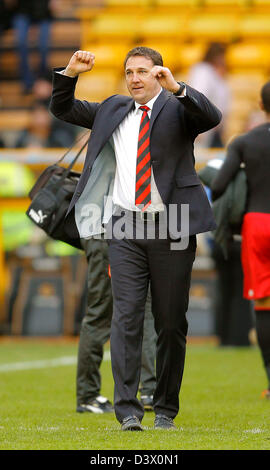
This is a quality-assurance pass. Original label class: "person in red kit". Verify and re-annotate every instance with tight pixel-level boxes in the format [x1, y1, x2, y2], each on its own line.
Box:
[212, 80, 270, 399]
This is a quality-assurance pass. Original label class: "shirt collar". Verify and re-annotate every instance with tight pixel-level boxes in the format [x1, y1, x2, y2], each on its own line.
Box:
[134, 88, 162, 112]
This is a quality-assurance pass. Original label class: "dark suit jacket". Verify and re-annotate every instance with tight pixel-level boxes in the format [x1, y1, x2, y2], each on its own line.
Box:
[50, 70, 221, 239]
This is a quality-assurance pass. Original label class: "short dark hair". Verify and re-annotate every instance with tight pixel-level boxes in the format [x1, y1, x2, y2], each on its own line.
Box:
[124, 46, 163, 68]
[261, 81, 270, 113]
[202, 42, 226, 64]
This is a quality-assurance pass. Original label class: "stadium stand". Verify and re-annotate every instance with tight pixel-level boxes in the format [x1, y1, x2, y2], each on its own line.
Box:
[1, 0, 270, 335]
[0, 0, 270, 143]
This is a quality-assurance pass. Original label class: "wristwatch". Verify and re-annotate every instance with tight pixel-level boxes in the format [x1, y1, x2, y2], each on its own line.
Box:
[173, 82, 186, 96]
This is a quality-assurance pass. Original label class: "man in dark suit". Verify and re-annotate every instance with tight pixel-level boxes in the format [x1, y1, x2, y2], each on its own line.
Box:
[50, 47, 221, 431]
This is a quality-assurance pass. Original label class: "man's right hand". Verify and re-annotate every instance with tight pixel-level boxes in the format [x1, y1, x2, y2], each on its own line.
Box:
[64, 50, 95, 77]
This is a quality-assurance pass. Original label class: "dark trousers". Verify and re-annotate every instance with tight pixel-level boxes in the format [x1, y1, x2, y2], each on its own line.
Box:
[108, 214, 196, 423]
[13, 14, 51, 89]
[212, 240, 253, 346]
[76, 237, 156, 406]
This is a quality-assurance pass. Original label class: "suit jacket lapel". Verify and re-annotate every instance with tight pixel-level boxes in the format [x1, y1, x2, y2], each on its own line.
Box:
[88, 97, 134, 167]
[104, 98, 135, 142]
[149, 89, 171, 134]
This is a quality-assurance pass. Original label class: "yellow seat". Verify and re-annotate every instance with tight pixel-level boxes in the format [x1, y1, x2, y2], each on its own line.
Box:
[252, 0, 270, 7]
[75, 70, 120, 102]
[0, 110, 30, 130]
[82, 43, 131, 70]
[139, 14, 189, 41]
[187, 13, 239, 41]
[139, 41, 178, 70]
[84, 14, 141, 42]
[239, 14, 270, 39]
[203, 0, 248, 7]
[226, 42, 270, 70]
[175, 43, 206, 69]
[229, 98, 258, 120]
[155, 0, 199, 6]
[105, 0, 150, 7]
[228, 71, 266, 99]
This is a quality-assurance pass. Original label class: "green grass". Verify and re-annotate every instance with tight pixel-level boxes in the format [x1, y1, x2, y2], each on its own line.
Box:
[0, 339, 270, 450]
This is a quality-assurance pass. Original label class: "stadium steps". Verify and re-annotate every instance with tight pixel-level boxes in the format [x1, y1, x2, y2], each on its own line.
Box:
[0, 17, 81, 113]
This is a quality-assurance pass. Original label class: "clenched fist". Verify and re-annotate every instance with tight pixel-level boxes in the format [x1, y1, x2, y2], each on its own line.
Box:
[64, 50, 95, 77]
[150, 66, 180, 94]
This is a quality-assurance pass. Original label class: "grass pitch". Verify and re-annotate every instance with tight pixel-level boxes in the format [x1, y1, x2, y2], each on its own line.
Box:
[0, 338, 270, 450]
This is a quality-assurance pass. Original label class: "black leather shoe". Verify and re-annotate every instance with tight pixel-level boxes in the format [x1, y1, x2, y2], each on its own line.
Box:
[121, 415, 143, 431]
[154, 414, 176, 430]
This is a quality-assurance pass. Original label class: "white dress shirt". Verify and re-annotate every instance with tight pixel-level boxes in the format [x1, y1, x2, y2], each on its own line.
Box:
[112, 88, 165, 213]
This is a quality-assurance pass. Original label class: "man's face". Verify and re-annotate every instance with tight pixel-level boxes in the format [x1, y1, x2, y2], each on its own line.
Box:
[125, 55, 161, 104]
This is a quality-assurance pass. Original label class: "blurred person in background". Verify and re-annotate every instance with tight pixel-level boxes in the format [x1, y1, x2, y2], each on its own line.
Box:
[211, 80, 270, 399]
[12, 0, 59, 93]
[190, 42, 251, 346]
[32, 69, 54, 107]
[32, 70, 79, 146]
[15, 101, 76, 147]
[188, 42, 231, 148]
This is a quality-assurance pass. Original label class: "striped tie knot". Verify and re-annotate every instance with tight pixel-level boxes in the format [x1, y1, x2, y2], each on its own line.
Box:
[135, 105, 151, 211]
[139, 105, 150, 112]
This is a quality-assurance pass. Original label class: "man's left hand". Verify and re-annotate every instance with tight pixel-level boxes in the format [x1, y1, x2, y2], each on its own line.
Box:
[150, 66, 180, 94]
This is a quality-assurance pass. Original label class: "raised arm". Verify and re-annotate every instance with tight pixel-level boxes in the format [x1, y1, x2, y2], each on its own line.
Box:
[149, 65, 222, 137]
[181, 83, 222, 137]
[49, 50, 100, 129]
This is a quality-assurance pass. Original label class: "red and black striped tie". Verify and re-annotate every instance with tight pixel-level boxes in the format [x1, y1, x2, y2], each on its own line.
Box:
[135, 105, 151, 211]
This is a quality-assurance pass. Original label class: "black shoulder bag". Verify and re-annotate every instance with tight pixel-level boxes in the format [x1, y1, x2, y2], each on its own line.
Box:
[26, 133, 90, 250]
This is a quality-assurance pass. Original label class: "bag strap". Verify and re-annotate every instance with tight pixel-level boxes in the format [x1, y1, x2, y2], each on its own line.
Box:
[57, 130, 90, 165]
[57, 132, 90, 185]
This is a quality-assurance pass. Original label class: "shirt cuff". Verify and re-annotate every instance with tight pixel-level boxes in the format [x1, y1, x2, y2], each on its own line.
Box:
[56, 69, 77, 78]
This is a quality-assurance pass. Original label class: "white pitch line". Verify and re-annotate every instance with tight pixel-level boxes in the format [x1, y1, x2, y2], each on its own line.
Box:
[0, 350, 111, 373]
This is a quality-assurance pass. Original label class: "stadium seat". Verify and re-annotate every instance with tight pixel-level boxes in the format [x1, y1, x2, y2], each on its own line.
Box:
[0, 111, 30, 130]
[175, 42, 206, 69]
[238, 14, 270, 39]
[83, 14, 141, 42]
[105, 0, 151, 9]
[82, 43, 131, 69]
[252, 0, 270, 7]
[187, 13, 239, 41]
[203, 0, 248, 7]
[50, 20, 81, 47]
[228, 71, 266, 99]
[0, 82, 33, 109]
[139, 14, 189, 41]
[226, 42, 270, 70]
[75, 70, 120, 102]
[155, 0, 200, 6]
[229, 97, 259, 120]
